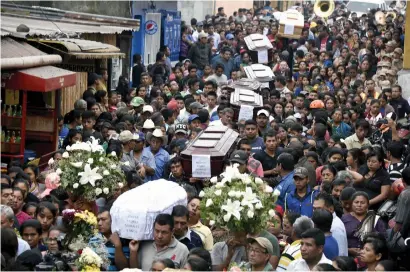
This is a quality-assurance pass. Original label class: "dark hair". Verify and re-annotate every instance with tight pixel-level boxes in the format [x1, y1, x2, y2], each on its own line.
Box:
[285, 212, 301, 225]
[171, 205, 190, 220]
[36, 201, 58, 219]
[301, 228, 325, 246]
[366, 151, 384, 166]
[312, 209, 333, 233]
[363, 233, 388, 261]
[333, 256, 357, 271]
[321, 165, 337, 178]
[332, 178, 347, 188]
[327, 148, 344, 161]
[305, 151, 320, 165]
[245, 119, 257, 127]
[23, 165, 39, 178]
[1, 174, 11, 186]
[355, 119, 370, 130]
[22, 202, 39, 214]
[189, 247, 212, 269]
[314, 123, 327, 138]
[277, 152, 295, 171]
[351, 191, 370, 203]
[340, 187, 356, 201]
[188, 78, 200, 88]
[126, 170, 143, 188]
[1, 228, 18, 270]
[315, 192, 334, 208]
[63, 129, 82, 148]
[376, 260, 398, 271]
[186, 257, 211, 271]
[348, 148, 365, 166]
[94, 90, 107, 103]
[386, 141, 404, 159]
[263, 129, 277, 142]
[314, 263, 336, 271]
[152, 258, 175, 269]
[82, 110, 96, 120]
[20, 219, 42, 236]
[154, 214, 174, 230]
[402, 167, 410, 185]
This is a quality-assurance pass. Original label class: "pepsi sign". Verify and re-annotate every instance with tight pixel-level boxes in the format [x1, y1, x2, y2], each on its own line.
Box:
[145, 20, 158, 35]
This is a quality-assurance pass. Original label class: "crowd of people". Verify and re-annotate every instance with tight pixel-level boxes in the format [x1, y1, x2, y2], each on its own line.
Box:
[1, 0, 410, 271]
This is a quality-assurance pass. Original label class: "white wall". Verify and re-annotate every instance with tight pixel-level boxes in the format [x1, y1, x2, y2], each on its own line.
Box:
[177, 0, 215, 23]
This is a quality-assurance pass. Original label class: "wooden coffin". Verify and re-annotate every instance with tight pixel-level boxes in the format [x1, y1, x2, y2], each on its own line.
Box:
[181, 126, 239, 177]
[230, 88, 264, 122]
[278, 9, 304, 39]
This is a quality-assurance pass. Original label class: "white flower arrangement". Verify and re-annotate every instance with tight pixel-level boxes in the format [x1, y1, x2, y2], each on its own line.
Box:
[77, 247, 103, 271]
[52, 137, 126, 201]
[200, 164, 280, 234]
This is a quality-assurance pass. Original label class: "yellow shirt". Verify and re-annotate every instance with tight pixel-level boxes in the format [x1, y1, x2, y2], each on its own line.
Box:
[190, 221, 214, 251]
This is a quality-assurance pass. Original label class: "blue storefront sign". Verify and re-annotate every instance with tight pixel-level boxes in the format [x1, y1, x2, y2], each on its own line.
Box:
[163, 13, 181, 62]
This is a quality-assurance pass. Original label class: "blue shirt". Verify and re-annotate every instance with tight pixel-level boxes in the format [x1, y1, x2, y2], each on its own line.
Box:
[249, 137, 265, 154]
[211, 55, 235, 79]
[275, 171, 295, 208]
[145, 147, 170, 181]
[285, 186, 319, 217]
[324, 235, 339, 261]
[131, 148, 156, 182]
[105, 240, 130, 271]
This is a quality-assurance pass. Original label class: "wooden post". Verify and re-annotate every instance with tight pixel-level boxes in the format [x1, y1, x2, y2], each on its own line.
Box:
[403, 4, 410, 69]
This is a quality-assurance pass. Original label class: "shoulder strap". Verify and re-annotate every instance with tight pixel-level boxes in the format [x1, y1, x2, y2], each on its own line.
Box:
[374, 215, 380, 228]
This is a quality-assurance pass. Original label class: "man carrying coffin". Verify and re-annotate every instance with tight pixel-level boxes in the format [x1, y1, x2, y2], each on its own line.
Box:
[129, 214, 189, 270]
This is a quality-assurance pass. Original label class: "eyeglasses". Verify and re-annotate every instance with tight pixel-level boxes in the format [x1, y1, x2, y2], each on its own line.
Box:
[247, 246, 268, 254]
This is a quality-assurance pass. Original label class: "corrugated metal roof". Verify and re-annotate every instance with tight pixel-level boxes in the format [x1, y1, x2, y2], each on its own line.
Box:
[1, 14, 136, 37]
[1, 37, 47, 58]
[30, 38, 125, 59]
[1, 37, 62, 70]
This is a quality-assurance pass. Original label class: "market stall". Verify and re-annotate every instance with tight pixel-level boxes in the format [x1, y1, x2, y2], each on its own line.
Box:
[1, 37, 76, 167]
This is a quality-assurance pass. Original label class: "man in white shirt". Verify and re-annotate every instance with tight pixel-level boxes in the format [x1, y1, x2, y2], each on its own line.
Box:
[207, 24, 220, 49]
[287, 228, 332, 271]
[205, 63, 228, 86]
[313, 193, 348, 256]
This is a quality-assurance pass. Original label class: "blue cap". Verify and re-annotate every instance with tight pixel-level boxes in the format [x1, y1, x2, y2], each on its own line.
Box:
[136, 132, 145, 141]
[226, 33, 234, 40]
[188, 114, 200, 124]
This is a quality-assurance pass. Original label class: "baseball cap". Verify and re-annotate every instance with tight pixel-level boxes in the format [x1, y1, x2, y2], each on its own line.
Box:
[167, 99, 178, 111]
[119, 130, 138, 143]
[190, 102, 204, 110]
[88, 72, 102, 85]
[294, 167, 309, 179]
[226, 33, 234, 40]
[197, 21, 204, 27]
[175, 123, 188, 135]
[230, 150, 249, 165]
[135, 132, 145, 142]
[257, 109, 269, 116]
[130, 97, 145, 107]
[143, 105, 154, 113]
[394, 48, 403, 55]
[247, 237, 274, 255]
[188, 114, 200, 124]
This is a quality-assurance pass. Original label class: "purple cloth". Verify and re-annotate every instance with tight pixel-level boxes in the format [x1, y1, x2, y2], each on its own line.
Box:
[341, 213, 386, 249]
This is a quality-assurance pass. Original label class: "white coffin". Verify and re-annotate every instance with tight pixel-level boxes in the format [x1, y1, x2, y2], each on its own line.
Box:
[110, 179, 187, 240]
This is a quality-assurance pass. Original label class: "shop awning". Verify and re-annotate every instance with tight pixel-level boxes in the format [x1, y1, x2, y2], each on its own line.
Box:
[30, 38, 125, 59]
[1, 37, 62, 70]
[2, 65, 76, 92]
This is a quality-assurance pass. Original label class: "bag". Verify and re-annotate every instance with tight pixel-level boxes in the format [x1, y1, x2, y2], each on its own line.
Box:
[377, 199, 397, 220]
[386, 229, 407, 253]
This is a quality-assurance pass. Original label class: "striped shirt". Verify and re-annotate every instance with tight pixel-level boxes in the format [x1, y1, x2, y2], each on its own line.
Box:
[277, 240, 302, 272]
[388, 162, 406, 182]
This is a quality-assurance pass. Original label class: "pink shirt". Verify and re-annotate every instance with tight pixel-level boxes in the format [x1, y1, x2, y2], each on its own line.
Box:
[247, 157, 264, 177]
[16, 211, 32, 225]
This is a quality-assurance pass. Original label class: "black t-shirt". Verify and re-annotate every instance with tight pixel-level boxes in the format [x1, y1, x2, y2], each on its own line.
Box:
[355, 167, 391, 209]
[253, 149, 279, 177]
